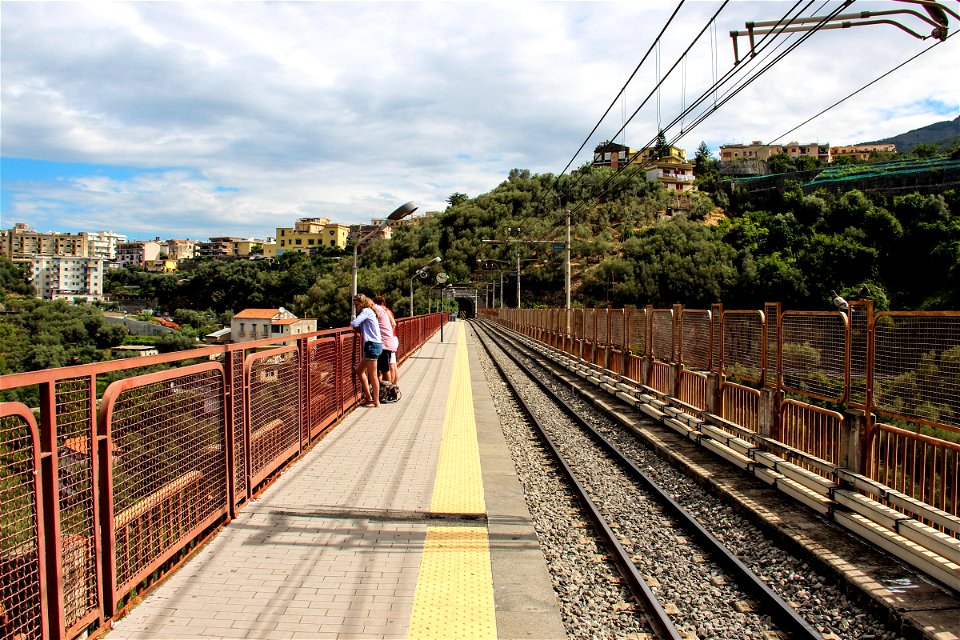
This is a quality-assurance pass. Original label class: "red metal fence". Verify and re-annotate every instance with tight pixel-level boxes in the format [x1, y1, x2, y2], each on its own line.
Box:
[0, 313, 444, 640]
[483, 304, 960, 524]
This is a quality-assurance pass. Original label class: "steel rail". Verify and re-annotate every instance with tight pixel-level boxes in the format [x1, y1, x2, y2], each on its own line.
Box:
[477, 319, 824, 640]
[472, 322, 682, 640]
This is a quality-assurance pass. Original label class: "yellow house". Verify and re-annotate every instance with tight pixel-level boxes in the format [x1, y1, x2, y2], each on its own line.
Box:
[145, 259, 178, 273]
[262, 218, 351, 257]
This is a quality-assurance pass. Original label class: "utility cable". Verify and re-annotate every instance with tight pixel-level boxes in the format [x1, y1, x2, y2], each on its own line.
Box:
[553, 1, 688, 181]
[766, 30, 954, 145]
[554, 0, 851, 230]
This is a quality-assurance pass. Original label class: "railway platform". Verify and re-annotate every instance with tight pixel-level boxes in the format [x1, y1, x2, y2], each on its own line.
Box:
[107, 321, 566, 639]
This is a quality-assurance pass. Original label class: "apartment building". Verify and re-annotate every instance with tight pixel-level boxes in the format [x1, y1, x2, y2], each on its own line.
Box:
[86, 231, 127, 260]
[30, 255, 105, 302]
[262, 218, 351, 257]
[1, 223, 90, 262]
[832, 143, 897, 161]
[720, 141, 832, 163]
[230, 308, 318, 344]
[646, 160, 696, 194]
[116, 240, 162, 268]
[166, 239, 197, 261]
[593, 141, 689, 170]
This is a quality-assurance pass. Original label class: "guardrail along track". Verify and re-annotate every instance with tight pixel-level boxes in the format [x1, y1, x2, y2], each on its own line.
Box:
[473, 320, 824, 640]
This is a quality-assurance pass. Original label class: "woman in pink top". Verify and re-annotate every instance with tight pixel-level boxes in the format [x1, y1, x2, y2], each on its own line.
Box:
[374, 296, 399, 386]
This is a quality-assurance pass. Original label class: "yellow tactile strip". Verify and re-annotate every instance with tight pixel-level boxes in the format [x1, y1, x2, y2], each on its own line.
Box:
[408, 322, 497, 639]
[407, 527, 496, 639]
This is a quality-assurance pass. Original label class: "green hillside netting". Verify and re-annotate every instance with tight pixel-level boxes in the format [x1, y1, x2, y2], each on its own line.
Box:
[804, 156, 960, 186]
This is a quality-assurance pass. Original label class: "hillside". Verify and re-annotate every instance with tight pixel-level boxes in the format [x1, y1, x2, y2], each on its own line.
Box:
[863, 115, 960, 154]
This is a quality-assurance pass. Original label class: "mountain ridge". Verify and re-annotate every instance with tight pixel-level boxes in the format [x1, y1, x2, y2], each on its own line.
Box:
[861, 115, 960, 153]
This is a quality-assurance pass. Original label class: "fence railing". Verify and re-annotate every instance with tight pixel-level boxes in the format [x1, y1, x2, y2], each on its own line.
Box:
[482, 305, 960, 520]
[483, 304, 960, 590]
[0, 313, 445, 640]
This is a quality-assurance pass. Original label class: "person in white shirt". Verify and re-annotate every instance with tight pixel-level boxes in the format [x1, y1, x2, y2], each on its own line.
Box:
[350, 294, 383, 406]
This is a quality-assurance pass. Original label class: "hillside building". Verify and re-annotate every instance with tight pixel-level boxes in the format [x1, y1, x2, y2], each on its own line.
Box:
[1, 223, 91, 262]
[230, 308, 318, 344]
[262, 218, 351, 257]
[719, 141, 832, 164]
[86, 231, 127, 260]
[30, 255, 105, 302]
[832, 143, 898, 161]
[116, 240, 162, 268]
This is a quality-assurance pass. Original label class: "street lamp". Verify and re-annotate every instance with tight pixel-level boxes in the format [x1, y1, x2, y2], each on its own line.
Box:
[351, 201, 418, 319]
[409, 256, 441, 317]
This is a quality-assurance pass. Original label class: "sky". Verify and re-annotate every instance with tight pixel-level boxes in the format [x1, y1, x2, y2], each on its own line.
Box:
[2, 1, 958, 242]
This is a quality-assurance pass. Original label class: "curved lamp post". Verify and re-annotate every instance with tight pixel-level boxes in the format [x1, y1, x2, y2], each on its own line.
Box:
[409, 256, 441, 317]
[351, 201, 418, 319]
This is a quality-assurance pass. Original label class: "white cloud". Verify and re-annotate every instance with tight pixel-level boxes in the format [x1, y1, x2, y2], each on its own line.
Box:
[2, 1, 957, 239]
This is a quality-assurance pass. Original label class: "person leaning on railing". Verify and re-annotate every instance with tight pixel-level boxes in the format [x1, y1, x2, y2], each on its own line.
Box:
[351, 294, 383, 407]
[374, 295, 399, 389]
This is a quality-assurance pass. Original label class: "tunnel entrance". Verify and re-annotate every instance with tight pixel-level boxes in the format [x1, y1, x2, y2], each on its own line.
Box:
[454, 296, 477, 319]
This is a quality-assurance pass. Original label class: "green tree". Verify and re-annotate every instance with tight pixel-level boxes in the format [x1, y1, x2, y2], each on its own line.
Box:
[912, 143, 939, 158]
[447, 193, 468, 207]
[768, 152, 794, 174]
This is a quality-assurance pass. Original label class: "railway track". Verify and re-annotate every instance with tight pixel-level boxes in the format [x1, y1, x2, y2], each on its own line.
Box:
[472, 319, 906, 640]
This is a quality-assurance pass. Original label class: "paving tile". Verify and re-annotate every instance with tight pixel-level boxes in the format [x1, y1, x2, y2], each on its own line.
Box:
[104, 329, 564, 640]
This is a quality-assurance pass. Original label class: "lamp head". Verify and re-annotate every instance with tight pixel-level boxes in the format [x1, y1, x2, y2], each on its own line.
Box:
[431, 256, 441, 264]
[387, 201, 418, 221]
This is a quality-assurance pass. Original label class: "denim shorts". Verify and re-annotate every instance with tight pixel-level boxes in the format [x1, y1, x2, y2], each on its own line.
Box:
[362, 341, 383, 361]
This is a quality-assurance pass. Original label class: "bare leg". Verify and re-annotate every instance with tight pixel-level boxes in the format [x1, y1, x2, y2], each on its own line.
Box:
[356, 361, 372, 403]
[367, 360, 380, 406]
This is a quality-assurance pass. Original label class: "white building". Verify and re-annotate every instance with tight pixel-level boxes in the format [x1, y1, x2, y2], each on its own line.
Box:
[87, 231, 127, 260]
[31, 255, 105, 302]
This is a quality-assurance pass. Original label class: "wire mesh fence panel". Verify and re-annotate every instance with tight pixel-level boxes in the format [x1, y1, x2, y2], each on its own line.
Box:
[229, 350, 246, 502]
[105, 365, 228, 598]
[764, 303, 780, 389]
[573, 309, 584, 341]
[596, 309, 610, 345]
[247, 349, 300, 487]
[0, 407, 45, 640]
[680, 309, 711, 371]
[779, 400, 844, 471]
[609, 309, 625, 349]
[55, 377, 100, 634]
[873, 312, 960, 432]
[628, 308, 647, 355]
[308, 337, 340, 438]
[849, 301, 871, 409]
[869, 423, 959, 519]
[584, 308, 596, 344]
[722, 310, 764, 384]
[651, 309, 674, 361]
[338, 334, 361, 412]
[721, 381, 761, 434]
[780, 312, 848, 404]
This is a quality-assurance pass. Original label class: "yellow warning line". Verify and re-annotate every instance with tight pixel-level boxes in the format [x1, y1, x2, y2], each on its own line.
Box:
[407, 323, 497, 639]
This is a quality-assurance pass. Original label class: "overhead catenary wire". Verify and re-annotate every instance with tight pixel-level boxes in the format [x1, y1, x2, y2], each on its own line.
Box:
[551, 0, 825, 227]
[551, 1, 688, 182]
[765, 30, 955, 145]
